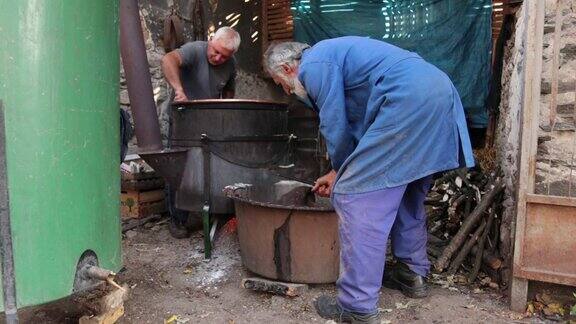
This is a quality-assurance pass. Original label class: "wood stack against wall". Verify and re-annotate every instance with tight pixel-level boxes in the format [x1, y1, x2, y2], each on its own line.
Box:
[121, 166, 167, 219]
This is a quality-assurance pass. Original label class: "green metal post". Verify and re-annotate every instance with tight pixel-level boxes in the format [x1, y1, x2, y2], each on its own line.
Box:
[202, 204, 212, 259]
[0, 0, 122, 309]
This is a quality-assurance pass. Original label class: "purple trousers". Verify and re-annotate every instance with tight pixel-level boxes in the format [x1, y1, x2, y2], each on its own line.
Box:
[332, 176, 432, 314]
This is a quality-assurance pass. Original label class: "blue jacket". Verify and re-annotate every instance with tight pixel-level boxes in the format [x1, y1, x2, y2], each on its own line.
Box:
[298, 36, 474, 194]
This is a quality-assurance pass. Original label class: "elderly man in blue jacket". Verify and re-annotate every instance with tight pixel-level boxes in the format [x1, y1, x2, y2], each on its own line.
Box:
[264, 37, 474, 323]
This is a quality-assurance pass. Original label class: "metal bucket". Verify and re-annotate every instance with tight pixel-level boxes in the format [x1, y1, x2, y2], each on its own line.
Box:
[169, 99, 291, 214]
[225, 183, 340, 283]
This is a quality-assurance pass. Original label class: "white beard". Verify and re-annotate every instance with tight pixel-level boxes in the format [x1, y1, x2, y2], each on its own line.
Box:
[292, 77, 308, 101]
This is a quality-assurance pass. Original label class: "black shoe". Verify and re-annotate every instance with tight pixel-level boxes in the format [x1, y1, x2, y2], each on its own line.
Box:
[382, 262, 429, 298]
[169, 217, 191, 239]
[314, 295, 379, 324]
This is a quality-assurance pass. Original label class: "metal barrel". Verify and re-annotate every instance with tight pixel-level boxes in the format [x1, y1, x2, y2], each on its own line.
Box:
[0, 0, 122, 310]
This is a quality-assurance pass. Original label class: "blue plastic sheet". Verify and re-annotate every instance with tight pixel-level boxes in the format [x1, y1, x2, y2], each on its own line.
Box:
[292, 0, 492, 128]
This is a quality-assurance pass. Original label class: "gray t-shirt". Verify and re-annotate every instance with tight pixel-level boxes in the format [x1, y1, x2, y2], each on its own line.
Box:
[177, 41, 236, 99]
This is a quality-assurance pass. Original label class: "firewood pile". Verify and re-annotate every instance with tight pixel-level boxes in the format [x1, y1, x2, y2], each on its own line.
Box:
[426, 168, 506, 284]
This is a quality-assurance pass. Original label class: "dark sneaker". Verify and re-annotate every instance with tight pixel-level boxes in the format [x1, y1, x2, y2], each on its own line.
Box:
[314, 295, 380, 324]
[168, 216, 191, 239]
[382, 262, 429, 298]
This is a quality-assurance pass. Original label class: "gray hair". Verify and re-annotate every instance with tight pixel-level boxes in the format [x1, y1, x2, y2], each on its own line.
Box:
[213, 27, 241, 52]
[263, 42, 310, 75]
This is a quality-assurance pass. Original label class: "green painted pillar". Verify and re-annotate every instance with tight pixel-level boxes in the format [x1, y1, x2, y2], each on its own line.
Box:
[0, 1, 122, 309]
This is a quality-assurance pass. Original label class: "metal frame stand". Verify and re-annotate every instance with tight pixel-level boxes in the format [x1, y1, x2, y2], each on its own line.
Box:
[202, 204, 218, 259]
[201, 134, 218, 259]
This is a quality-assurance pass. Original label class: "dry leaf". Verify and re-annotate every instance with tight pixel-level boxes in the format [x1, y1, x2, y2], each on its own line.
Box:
[536, 292, 554, 305]
[525, 302, 535, 315]
[543, 303, 565, 316]
[164, 315, 190, 324]
[533, 301, 545, 312]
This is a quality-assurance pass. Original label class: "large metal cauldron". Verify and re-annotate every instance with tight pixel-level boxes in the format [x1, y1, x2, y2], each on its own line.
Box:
[167, 99, 291, 214]
[224, 183, 340, 283]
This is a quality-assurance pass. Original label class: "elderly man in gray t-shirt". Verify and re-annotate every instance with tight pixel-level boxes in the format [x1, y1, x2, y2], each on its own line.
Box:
[161, 27, 240, 238]
[162, 26, 240, 101]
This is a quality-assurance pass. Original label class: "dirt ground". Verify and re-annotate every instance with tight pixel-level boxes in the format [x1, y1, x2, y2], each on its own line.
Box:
[16, 218, 531, 324]
[118, 219, 526, 324]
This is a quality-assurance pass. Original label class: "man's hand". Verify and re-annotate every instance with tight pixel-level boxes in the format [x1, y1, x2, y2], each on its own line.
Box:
[312, 170, 337, 197]
[174, 89, 188, 101]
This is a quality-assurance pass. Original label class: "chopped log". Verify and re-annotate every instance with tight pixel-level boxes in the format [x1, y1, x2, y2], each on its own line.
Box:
[455, 168, 474, 188]
[241, 277, 308, 297]
[428, 221, 443, 235]
[471, 245, 503, 270]
[447, 219, 487, 275]
[481, 263, 502, 286]
[427, 245, 443, 258]
[427, 233, 447, 246]
[78, 285, 129, 324]
[468, 205, 497, 283]
[435, 177, 504, 272]
[427, 207, 446, 222]
[122, 214, 162, 233]
[433, 169, 459, 186]
[447, 194, 467, 221]
[499, 200, 513, 287]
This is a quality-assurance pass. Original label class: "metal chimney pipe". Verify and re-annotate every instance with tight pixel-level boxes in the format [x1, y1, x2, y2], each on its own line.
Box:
[120, 0, 163, 152]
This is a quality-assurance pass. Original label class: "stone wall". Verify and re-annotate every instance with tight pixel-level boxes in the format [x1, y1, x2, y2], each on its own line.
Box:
[120, 0, 287, 147]
[535, 0, 576, 196]
[495, 0, 576, 283]
[495, 2, 526, 284]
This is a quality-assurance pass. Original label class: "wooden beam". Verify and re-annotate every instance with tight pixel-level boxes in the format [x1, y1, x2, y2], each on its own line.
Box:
[511, 0, 545, 312]
[526, 194, 576, 207]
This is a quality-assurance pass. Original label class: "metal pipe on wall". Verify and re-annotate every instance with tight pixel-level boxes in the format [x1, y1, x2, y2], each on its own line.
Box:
[120, 0, 163, 152]
[0, 102, 19, 324]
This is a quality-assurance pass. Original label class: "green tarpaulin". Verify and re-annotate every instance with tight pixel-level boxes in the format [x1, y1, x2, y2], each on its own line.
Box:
[292, 0, 492, 128]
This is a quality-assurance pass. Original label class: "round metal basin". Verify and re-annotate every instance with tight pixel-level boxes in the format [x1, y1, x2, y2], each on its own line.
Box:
[225, 183, 340, 283]
[169, 99, 291, 214]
